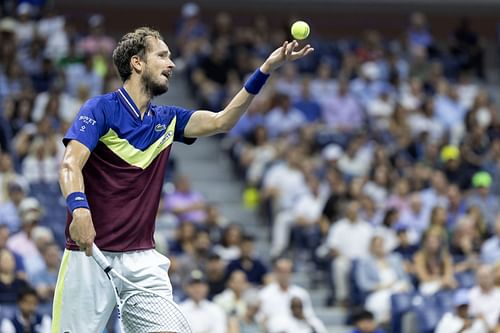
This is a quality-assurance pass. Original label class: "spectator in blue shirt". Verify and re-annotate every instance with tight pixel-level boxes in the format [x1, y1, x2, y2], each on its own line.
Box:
[226, 234, 269, 286]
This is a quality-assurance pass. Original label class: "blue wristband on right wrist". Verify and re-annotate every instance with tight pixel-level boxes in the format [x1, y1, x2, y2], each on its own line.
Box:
[66, 192, 90, 214]
[244, 68, 270, 95]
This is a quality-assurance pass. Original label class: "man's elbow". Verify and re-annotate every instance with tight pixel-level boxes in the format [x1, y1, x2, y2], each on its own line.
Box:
[215, 119, 233, 133]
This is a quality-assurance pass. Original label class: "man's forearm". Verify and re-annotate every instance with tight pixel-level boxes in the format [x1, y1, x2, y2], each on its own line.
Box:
[59, 161, 85, 198]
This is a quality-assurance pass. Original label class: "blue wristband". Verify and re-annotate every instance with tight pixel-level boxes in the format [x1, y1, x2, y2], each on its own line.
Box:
[244, 68, 270, 95]
[66, 192, 90, 213]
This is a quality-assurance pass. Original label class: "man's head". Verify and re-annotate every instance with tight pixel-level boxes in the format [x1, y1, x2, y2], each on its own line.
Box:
[453, 289, 470, 318]
[0, 249, 15, 274]
[186, 270, 208, 303]
[353, 309, 377, 333]
[290, 296, 305, 319]
[113, 27, 175, 97]
[240, 233, 255, 259]
[476, 265, 494, 291]
[227, 270, 248, 295]
[42, 242, 61, 269]
[273, 258, 293, 288]
[17, 287, 39, 318]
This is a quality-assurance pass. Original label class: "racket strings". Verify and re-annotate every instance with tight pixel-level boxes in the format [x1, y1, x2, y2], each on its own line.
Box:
[122, 292, 191, 333]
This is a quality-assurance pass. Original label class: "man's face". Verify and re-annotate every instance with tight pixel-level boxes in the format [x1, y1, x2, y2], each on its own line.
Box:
[140, 38, 175, 97]
[19, 294, 38, 317]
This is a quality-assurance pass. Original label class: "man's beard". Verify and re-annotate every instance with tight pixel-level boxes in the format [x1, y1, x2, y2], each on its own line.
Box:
[141, 70, 168, 98]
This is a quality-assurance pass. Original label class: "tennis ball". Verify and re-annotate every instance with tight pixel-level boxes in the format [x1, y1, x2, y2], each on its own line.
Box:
[291, 21, 310, 40]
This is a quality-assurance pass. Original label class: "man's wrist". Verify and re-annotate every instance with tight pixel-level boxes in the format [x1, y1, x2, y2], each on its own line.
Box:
[66, 192, 90, 214]
[260, 61, 272, 74]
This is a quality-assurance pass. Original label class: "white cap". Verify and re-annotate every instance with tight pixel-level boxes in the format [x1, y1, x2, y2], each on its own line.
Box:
[19, 197, 43, 224]
[322, 144, 344, 161]
[361, 62, 380, 80]
[0, 17, 17, 33]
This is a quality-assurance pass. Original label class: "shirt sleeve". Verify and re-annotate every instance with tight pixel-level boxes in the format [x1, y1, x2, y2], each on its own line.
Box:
[170, 106, 196, 144]
[63, 97, 108, 151]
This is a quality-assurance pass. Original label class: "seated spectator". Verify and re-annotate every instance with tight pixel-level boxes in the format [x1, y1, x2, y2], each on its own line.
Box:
[293, 77, 322, 123]
[356, 235, 412, 324]
[270, 175, 326, 258]
[414, 227, 457, 295]
[168, 221, 197, 256]
[214, 270, 251, 319]
[6, 198, 47, 278]
[0, 181, 27, 233]
[447, 183, 468, 228]
[21, 137, 59, 183]
[203, 203, 228, 245]
[0, 249, 30, 304]
[64, 54, 103, 98]
[435, 289, 488, 333]
[468, 265, 500, 331]
[0, 286, 51, 333]
[373, 208, 399, 253]
[173, 229, 213, 283]
[349, 309, 388, 333]
[480, 215, 500, 264]
[257, 258, 325, 333]
[0, 224, 25, 280]
[180, 270, 227, 333]
[467, 171, 500, 229]
[338, 137, 373, 178]
[206, 253, 227, 300]
[264, 93, 306, 138]
[213, 224, 242, 262]
[398, 192, 429, 242]
[164, 175, 207, 225]
[319, 200, 373, 304]
[30, 242, 61, 312]
[450, 217, 481, 274]
[393, 225, 419, 274]
[226, 234, 269, 286]
[267, 296, 327, 333]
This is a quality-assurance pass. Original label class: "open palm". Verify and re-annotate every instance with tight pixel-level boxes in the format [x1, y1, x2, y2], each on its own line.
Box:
[265, 40, 314, 72]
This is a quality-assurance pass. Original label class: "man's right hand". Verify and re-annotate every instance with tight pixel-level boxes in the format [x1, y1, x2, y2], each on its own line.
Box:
[69, 208, 96, 256]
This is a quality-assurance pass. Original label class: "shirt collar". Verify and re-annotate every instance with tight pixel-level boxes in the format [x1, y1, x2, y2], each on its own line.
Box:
[117, 87, 152, 118]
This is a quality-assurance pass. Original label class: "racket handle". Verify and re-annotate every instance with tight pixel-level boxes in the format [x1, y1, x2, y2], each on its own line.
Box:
[92, 243, 112, 271]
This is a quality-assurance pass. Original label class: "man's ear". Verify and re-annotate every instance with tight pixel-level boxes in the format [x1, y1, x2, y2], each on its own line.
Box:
[130, 55, 143, 73]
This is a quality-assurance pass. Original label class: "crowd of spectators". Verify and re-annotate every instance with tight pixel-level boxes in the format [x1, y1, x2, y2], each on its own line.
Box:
[1, 1, 500, 333]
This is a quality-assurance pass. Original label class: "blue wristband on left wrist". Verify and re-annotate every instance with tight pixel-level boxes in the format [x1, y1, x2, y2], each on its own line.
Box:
[66, 192, 90, 214]
[244, 68, 270, 95]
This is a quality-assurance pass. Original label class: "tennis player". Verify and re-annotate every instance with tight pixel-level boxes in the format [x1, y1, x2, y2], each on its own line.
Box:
[52, 27, 313, 332]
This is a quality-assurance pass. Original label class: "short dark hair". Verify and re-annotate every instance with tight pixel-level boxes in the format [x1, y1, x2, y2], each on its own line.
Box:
[353, 309, 375, 323]
[112, 27, 163, 82]
[17, 286, 38, 302]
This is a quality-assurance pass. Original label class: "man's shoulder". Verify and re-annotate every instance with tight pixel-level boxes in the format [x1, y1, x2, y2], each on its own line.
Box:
[82, 92, 118, 112]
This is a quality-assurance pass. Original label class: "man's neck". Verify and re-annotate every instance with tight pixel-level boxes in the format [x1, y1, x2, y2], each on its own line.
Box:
[123, 80, 151, 118]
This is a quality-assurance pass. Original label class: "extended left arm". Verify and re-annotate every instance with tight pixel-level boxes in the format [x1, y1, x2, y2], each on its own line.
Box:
[183, 40, 314, 138]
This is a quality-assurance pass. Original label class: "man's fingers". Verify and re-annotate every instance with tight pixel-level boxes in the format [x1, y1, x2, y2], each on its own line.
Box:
[85, 245, 93, 257]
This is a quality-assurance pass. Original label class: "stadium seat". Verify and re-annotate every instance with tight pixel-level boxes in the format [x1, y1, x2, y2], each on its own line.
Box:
[390, 291, 415, 333]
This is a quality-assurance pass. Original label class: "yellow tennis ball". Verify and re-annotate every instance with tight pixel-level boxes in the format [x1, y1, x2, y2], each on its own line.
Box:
[291, 21, 310, 40]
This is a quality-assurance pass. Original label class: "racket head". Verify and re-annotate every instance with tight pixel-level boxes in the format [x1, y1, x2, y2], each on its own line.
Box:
[121, 291, 192, 333]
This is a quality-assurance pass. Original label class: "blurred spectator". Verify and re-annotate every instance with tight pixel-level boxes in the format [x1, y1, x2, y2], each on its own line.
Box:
[64, 54, 103, 98]
[214, 270, 251, 319]
[373, 208, 399, 252]
[270, 175, 326, 258]
[0, 181, 26, 232]
[366, 87, 395, 131]
[268, 296, 327, 333]
[204, 203, 229, 244]
[213, 224, 242, 262]
[175, 2, 209, 68]
[206, 252, 227, 299]
[434, 289, 488, 333]
[174, 229, 213, 282]
[310, 61, 337, 102]
[37, 10, 69, 61]
[440, 145, 474, 190]
[261, 148, 307, 215]
[293, 77, 322, 123]
[7, 197, 48, 278]
[0, 286, 51, 333]
[30, 242, 60, 309]
[356, 235, 411, 324]
[398, 192, 429, 242]
[258, 258, 325, 333]
[180, 270, 227, 333]
[77, 14, 116, 56]
[392, 225, 418, 274]
[321, 78, 364, 132]
[31, 80, 80, 124]
[467, 171, 500, 229]
[21, 137, 58, 183]
[264, 93, 306, 138]
[320, 200, 373, 304]
[168, 221, 196, 256]
[414, 228, 457, 295]
[407, 12, 434, 57]
[480, 216, 500, 264]
[449, 18, 484, 79]
[274, 63, 302, 102]
[15, 3, 36, 47]
[164, 175, 207, 224]
[349, 309, 387, 333]
[338, 137, 373, 178]
[0, 224, 26, 279]
[468, 265, 500, 331]
[226, 234, 269, 286]
[446, 184, 467, 228]
[0, 249, 30, 304]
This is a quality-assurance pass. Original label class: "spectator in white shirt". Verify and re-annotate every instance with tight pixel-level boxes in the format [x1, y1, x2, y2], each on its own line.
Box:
[265, 93, 306, 138]
[480, 215, 500, 264]
[268, 297, 327, 333]
[214, 270, 251, 320]
[468, 265, 500, 330]
[180, 270, 227, 333]
[258, 258, 325, 333]
[270, 175, 326, 258]
[435, 289, 488, 333]
[322, 200, 373, 304]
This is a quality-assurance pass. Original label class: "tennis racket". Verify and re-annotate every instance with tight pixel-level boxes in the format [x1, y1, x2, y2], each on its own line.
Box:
[91, 244, 192, 333]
